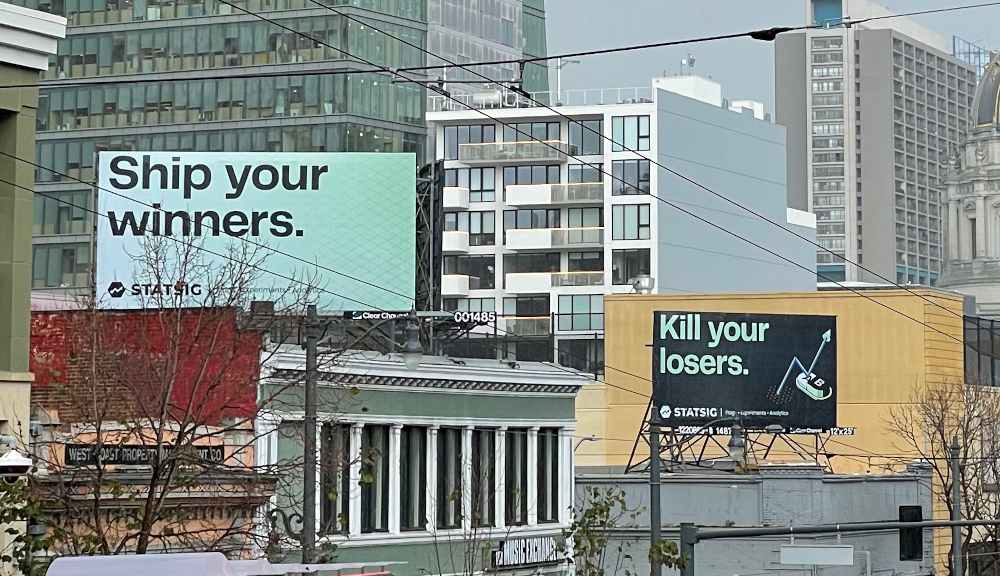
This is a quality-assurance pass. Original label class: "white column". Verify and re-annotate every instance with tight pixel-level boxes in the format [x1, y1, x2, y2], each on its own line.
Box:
[558, 428, 573, 525]
[461, 426, 474, 532]
[314, 424, 322, 536]
[427, 426, 438, 532]
[527, 427, 539, 526]
[388, 424, 402, 534]
[948, 200, 960, 260]
[495, 426, 507, 529]
[977, 196, 988, 258]
[349, 423, 363, 536]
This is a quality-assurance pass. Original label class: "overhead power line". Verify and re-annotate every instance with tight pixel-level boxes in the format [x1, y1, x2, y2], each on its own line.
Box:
[280, 0, 980, 349]
[4, 0, 998, 90]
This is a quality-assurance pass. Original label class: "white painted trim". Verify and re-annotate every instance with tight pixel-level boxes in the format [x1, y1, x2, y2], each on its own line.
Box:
[527, 427, 538, 526]
[388, 424, 401, 535]
[0, 1, 66, 71]
[426, 426, 438, 532]
[787, 207, 817, 229]
[461, 426, 473, 532]
[348, 423, 362, 536]
[269, 410, 575, 430]
[317, 523, 570, 548]
[495, 427, 506, 530]
[267, 378, 579, 399]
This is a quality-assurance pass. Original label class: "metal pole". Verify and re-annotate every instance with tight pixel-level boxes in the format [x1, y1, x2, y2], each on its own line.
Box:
[302, 304, 318, 563]
[679, 523, 697, 576]
[650, 407, 662, 576]
[952, 436, 962, 576]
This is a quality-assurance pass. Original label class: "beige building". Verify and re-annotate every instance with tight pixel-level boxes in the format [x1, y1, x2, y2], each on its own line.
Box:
[0, 3, 65, 573]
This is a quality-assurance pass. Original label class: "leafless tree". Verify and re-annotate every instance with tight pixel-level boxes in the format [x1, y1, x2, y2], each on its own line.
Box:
[22, 235, 340, 562]
[887, 380, 1000, 576]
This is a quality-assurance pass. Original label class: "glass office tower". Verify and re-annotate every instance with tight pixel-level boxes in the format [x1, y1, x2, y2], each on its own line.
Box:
[13, 0, 428, 298]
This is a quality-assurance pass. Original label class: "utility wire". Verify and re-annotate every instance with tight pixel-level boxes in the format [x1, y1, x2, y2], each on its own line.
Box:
[0, 150, 413, 306]
[332, 0, 980, 329]
[258, 0, 981, 355]
[6, 1, 998, 90]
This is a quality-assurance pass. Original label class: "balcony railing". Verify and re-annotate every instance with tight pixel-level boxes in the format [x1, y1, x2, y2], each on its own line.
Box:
[505, 182, 604, 206]
[505, 227, 604, 250]
[458, 140, 577, 164]
[501, 315, 551, 337]
[443, 186, 470, 210]
[552, 227, 604, 247]
[552, 182, 605, 203]
[552, 271, 604, 287]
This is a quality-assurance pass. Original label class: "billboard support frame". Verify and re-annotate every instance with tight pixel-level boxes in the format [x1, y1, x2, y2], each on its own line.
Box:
[624, 399, 836, 474]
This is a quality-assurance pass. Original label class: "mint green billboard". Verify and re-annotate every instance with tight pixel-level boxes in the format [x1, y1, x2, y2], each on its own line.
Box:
[96, 152, 415, 311]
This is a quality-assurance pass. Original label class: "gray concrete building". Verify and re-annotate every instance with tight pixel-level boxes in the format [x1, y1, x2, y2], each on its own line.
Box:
[577, 463, 935, 576]
[775, 0, 977, 286]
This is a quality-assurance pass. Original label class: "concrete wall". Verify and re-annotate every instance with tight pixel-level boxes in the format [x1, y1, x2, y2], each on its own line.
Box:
[654, 89, 817, 293]
[576, 464, 935, 576]
[857, 29, 897, 283]
[775, 32, 809, 213]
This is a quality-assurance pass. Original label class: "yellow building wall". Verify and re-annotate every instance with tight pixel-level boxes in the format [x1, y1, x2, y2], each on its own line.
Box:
[578, 289, 965, 567]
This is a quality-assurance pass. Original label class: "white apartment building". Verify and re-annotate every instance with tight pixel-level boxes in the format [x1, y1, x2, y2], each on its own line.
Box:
[427, 80, 818, 371]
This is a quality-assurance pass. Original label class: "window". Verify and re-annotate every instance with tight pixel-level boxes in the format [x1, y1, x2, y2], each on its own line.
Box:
[811, 80, 843, 93]
[504, 209, 561, 237]
[444, 298, 495, 313]
[33, 189, 92, 235]
[812, 136, 844, 149]
[569, 119, 602, 155]
[503, 121, 559, 142]
[559, 338, 604, 374]
[568, 207, 602, 228]
[445, 211, 495, 246]
[612, 249, 650, 285]
[503, 253, 560, 276]
[502, 296, 549, 316]
[812, 108, 843, 121]
[568, 251, 603, 272]
[505, 429, 528, 525]
[443, 255, 494, 290]
[31, 243, 90, 288]
[612, 160, 650, 195]
[471, 429, 495, 527]
[437, 427, 463, 529]
[537, 428, 560, 523]
[320, 423, 350, 534]
[569, 163, 603, 183]
[399, 426, 426, 531]
[558, 294, 603, 331]
[443, 124, 496, 160]
[503, 165, 560, 193]
[611, 115, 650, 151]
[445, 167, 496, 202]
[612, 204, 650, 240]
[813, 165, 845, 178]
[361, 425, 389, 533]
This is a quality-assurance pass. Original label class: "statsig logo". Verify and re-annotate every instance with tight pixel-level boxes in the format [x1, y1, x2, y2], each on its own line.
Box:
[107, 281, 126, 298]
[108, 281, 203, 298]
[664, 407, 719, 419]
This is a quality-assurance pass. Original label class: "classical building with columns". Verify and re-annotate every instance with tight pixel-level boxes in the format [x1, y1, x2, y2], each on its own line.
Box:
[258, 348, 585, 576]
[940, 54, 1000, 317]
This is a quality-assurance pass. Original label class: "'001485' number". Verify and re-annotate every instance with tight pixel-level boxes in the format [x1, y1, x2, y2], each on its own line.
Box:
[452, 311, 497, 324]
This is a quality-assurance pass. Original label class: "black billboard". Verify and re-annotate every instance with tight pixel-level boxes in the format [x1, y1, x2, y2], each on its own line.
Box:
[652, 311, 837, 429]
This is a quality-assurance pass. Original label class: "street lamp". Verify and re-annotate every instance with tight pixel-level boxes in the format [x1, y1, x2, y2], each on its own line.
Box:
[0, 447, 32, 481]
[727, 425, 746, 467]
[401, 309, 423, 371]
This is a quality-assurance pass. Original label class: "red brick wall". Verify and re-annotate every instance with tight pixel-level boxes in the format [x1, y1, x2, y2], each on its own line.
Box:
[30, 309, 261, 425]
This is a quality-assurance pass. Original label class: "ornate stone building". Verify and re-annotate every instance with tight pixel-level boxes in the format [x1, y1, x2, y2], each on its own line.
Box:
[940, 54, 1000, 317]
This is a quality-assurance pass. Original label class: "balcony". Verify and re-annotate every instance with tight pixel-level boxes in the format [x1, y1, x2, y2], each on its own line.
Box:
[501, 315, 551, 337]
[505, 227, 604, 251]
[505, 182, 605, 206]
[555, 312, 605, 332]
[441, 274, 471, 297]
[443, 187, 470, 210]
[458, 141, 577, 164]
[442, 231, 470, 254]
[505, 271, 604, 293]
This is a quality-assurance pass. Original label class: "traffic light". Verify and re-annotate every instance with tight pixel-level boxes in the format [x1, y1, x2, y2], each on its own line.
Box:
[899, 505, 923, 561]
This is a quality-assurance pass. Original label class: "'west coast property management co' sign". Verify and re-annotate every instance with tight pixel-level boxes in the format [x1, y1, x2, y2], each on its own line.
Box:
[652, 311, 838, 429]
[96, 152, 415, 311]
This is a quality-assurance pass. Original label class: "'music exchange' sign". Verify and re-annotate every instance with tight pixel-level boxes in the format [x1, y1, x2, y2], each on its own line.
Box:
[96, 152, 415, 312]
[652, 311, 837, 430]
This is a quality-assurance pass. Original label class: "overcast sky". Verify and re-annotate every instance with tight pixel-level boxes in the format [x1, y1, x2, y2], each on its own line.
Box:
[546, 0, 1000, 111]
